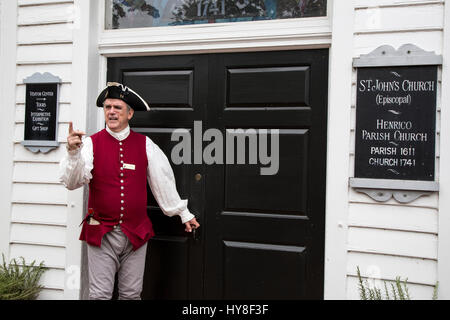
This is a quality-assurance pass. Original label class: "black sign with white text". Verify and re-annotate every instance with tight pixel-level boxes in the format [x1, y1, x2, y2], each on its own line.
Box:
[355, 66, 437, 181]
[24, 83, 58, 142]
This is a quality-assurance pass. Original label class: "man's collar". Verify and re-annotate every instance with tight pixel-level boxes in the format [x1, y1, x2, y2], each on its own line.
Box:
[106, 125, 130, 141]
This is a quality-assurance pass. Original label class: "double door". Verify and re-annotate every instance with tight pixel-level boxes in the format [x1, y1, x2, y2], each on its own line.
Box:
[107, 49, 328, 299]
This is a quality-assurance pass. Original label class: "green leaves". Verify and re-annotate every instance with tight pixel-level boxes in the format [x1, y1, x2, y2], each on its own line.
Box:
[0, 253, 46, 300]
[357, 266, 411, 300]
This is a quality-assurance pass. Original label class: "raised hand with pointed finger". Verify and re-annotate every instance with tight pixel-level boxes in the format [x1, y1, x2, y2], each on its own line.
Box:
[67, 121, 85, 151]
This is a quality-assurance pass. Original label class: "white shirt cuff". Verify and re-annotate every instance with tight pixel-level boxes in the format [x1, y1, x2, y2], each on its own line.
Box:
[179, 209, 195, 224]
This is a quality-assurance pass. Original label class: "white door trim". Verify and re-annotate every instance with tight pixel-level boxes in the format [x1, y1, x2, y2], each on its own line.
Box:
[98, 0, 332, 56]
[323, 0, 354, 299]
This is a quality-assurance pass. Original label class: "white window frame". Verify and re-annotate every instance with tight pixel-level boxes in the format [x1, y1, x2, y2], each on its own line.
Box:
[98, 0, 332, 56]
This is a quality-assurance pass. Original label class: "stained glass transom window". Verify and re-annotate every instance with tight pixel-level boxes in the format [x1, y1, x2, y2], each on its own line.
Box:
[105, 0, 327, 29]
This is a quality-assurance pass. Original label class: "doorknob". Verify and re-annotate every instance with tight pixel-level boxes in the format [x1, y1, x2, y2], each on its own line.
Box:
[191, 226, 201, 242]
[192, 227, 198, 241]
[195, 173, 202, 181]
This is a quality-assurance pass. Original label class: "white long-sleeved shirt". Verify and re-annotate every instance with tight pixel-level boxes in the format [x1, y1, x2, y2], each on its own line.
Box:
[59, 125, 195, 224]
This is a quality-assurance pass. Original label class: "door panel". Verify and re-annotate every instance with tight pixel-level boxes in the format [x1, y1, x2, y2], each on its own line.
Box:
[227, 66, 310, 106]
[142, 236, 189, 299]
[122, 70, 194, 108]
[224, 129, 309, 214]
[205, 50, 328, 299]
[108, 55, 207, 299]
[223, 241, 306, 299]
[107, 49, 328, 300]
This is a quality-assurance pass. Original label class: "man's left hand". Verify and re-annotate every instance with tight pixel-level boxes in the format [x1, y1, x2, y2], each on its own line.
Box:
[184, 217, 200, 233]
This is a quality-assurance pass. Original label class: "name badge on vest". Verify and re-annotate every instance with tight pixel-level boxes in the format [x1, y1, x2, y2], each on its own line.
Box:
[123, 163, 135, 170]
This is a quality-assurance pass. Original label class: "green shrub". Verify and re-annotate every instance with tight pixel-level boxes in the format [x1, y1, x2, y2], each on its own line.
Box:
[357, 266, 439, 300]
[432, 281, 439, 300]
[357, 266, 411, 300]
[0, 253, 46, 300]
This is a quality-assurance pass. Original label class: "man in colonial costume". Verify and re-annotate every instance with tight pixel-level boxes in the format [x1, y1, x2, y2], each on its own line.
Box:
[59, 82, 199, 300]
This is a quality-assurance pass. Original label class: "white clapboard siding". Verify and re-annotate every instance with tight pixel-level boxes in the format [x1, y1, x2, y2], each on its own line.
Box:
[348, 203, 438, 234]
[15, 105, 25, 123]
[18, 23, 73, 45]
[60, 103, 75, 123]
[13, 162, 62, 184]
[347, 251, 437, 285]
[40, 268, 66, 290]
[12, 183, 68, 204]
[10, 243, 65, 269]
[14, 142, 67, 163]
[346, 276, 436, 300]
[18, 2, 74, 26]
[10, 223, 66, 247]
[16, 83, 72, 104]
[17, 43, 73, 64]
[37, 288, 64, 300]
[8, 0, 79, 301]
[14, 123, 69, 143]
[16, 63, 72, 84]
[11, 203, 67, 226]
[39, 268, 66, 295]
[16, 103, 71, 124]
[354, 3, 443, 32]
[348, 227, 438, 260]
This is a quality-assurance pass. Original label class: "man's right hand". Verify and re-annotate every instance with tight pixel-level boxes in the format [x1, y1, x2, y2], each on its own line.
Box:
[67, 122, 85, 151]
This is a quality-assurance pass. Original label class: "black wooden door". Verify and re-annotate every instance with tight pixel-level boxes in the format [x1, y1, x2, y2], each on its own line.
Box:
[107, 49, 328, 300]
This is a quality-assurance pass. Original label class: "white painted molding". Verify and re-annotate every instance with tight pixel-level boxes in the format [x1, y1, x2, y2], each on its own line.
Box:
[353, 44, 443, 67]
[350, 178, 439, 191]
[0, 0, 18, 262]
[99, 13, 332, 56]
[350, 178, 439, 203]
[67, 0, 103, 300]
[23, 72, 62, 83]
[323, 0, 354, 300]
[63, 0, 97, 300]
[20, 140, 60, 153]
[352, 188, 434, 203]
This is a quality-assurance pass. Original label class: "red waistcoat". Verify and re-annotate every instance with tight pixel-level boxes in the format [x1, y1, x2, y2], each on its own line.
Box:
[79, 129, 155, 250]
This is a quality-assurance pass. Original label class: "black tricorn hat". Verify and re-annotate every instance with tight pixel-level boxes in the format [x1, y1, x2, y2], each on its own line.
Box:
[96, 82, 150, 111]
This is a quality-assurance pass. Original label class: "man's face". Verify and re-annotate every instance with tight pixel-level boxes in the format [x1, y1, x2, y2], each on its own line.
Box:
[103, 98, 134, 132]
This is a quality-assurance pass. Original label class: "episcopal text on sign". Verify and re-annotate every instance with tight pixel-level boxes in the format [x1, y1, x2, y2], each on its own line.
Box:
[355, 65, 437, 181]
